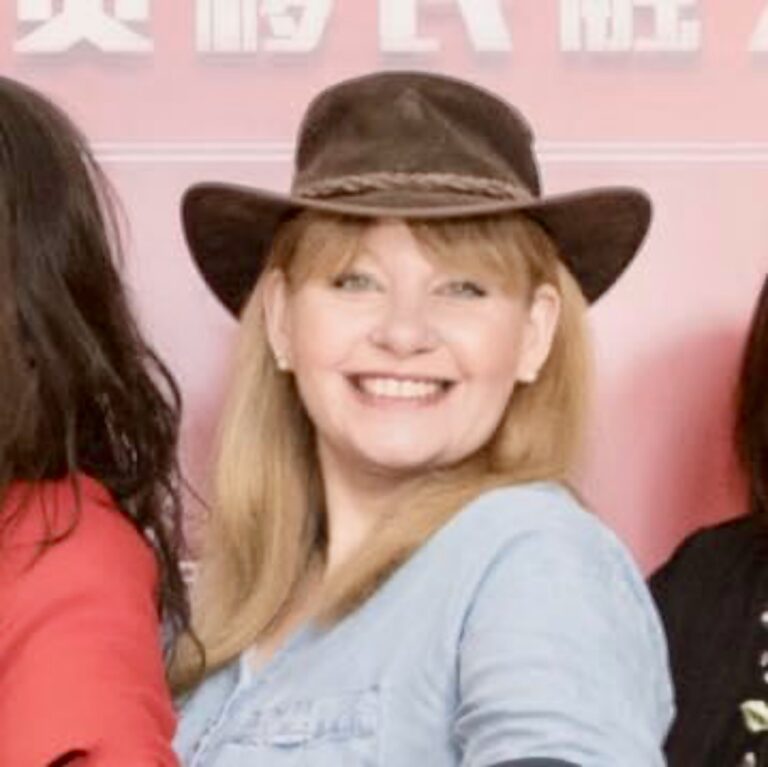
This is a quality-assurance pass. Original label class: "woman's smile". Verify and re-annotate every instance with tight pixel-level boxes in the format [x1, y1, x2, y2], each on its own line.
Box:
[347, 372, 455, 407]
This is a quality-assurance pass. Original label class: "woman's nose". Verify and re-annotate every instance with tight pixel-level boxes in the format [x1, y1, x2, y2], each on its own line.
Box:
[368, 294, 439, 357]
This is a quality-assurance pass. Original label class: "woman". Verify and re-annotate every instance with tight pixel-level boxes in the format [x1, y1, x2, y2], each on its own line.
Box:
[0, 77, 189, 764]
[172, 72, 673, 765]
[651, 275, 768, 767]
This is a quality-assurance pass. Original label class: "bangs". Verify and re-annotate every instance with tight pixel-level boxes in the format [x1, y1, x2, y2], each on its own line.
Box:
[274, 212, 367, 286]
[409, 215, 549, 296]
[269, 211, 561, 298]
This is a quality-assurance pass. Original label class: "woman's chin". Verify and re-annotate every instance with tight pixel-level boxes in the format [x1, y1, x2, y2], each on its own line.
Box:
[351, 443, 452, 478]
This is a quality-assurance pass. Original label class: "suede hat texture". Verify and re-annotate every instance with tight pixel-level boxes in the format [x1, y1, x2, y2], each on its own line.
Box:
[183, 71, 651, 315]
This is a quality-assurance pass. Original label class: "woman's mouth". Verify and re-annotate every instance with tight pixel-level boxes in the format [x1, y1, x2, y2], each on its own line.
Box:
[349, 374, 454, 404]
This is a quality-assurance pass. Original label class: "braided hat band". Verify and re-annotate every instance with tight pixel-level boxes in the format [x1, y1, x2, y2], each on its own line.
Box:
[295, 172, 535, 203]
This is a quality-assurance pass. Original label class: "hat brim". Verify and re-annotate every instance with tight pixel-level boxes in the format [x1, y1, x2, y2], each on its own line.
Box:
[182, 182, 651, 316]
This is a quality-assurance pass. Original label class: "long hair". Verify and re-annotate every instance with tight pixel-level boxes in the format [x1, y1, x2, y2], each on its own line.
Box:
[735, 274, 768, 516]
[0, 77, 191, 654]
[171, 211, 590, 691]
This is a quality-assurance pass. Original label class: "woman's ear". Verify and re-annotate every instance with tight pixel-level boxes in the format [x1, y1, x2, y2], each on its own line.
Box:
[517, 283, 561, 384]
[261, 269, 292, 371]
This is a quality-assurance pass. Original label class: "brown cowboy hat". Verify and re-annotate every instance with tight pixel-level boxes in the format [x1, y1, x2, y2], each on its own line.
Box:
[183, 71, 651, 315]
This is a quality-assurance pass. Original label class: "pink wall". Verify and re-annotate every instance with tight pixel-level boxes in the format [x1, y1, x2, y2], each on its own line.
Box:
[2, 1, 766, 571]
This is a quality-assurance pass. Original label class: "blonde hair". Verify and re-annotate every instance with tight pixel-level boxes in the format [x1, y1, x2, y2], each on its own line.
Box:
[171, 211, 590, 692]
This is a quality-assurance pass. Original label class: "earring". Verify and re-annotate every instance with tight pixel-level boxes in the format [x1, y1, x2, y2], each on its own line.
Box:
[275, 353, 290, 372]
[519, 369, 538, 384]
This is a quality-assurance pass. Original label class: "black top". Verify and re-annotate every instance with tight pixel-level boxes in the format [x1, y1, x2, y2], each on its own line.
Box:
[651, 515, 768, 766]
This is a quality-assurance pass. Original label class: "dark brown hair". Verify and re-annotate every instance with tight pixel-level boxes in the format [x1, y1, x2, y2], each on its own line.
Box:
[0, 76, 191, 652]
[735, 274, 768, 516]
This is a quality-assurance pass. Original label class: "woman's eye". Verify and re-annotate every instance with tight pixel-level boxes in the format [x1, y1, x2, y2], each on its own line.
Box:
[439, 280, 488, 298]
[330, 272, 379, 292]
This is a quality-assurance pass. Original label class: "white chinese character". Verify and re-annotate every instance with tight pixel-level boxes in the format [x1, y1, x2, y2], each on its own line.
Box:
[15, 0, 152, 54]
[633, 0, 700, 52]
[380, 0, 512, 53]
[261, 0, 331, 52]
[560, 0, 632, 51]
[197, 0, 258, 52]
[751, 2, 768, 51]
[560, 0, 700, 53]
[196, 0, 331, 54]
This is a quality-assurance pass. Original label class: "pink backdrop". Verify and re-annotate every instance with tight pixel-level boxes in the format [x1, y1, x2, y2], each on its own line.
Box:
[3, 0, 766, 571]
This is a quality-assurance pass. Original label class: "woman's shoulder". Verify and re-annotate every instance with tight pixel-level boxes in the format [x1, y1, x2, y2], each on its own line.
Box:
[0, 473, 154, 583]
[5, 472, 111, 511]
[0, 475, 175, 766]
[427, 481, 648, 606]
[445, 482, 672, 730]
[658, 514, 768, 571]
[450, 481, 625, 559]
[651, 514, 768, 612]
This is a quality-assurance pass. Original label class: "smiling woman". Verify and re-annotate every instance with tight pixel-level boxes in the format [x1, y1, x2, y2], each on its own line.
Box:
[261, 213, 580, 482]
[171, 71, 672, 766]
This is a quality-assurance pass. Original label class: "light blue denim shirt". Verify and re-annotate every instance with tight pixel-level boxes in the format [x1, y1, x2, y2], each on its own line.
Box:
[175, 483, 673, 766]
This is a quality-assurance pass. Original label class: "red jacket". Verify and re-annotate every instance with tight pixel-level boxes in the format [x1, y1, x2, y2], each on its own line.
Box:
[0, 475, 179, 766]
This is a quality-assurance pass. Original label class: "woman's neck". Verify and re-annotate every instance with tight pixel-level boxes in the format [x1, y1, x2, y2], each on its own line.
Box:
[318, 448, 413, 575]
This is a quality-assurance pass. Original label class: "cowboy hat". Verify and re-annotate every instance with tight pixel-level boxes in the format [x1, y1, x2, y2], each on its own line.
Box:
[183, 71, 651, 315]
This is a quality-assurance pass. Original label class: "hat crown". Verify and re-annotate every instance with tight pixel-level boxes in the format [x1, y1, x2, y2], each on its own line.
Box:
[293, 72, 541, 198]
[396, 87, 427, 124]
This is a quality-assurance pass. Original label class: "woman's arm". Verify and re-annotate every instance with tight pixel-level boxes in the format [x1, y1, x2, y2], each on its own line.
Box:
[0, 479, 179, 766]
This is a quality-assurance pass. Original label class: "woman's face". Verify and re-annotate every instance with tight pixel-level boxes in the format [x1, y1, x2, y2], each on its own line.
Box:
[264, 219, 560, 482]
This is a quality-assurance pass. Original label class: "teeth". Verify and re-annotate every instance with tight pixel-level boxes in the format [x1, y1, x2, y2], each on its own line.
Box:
[358, 377, 443, 399]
